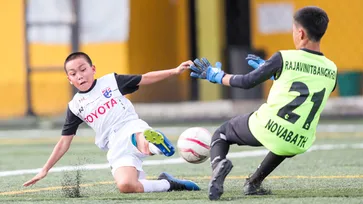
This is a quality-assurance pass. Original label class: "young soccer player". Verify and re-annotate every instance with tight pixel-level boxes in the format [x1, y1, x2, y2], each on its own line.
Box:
[190, 6, 336, 200]
[23, 52, 200, 193]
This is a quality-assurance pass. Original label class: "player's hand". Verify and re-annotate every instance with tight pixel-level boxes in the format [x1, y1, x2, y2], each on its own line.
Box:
[246, 54, 265, 69]
[23, 170, 48, 187]
[189, 58, 211, 79]
[175, 60, 193, 75]
[246, 54, 274, 80]
[206, 62, 225, 84]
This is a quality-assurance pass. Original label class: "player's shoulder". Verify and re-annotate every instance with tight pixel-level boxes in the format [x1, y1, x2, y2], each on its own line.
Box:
[68, 93, 82, 114]
[278, 49, 298, 55]
[68, 91, 84, 105]
[97, 73, 117, 82]
[322, 56, 337, 69]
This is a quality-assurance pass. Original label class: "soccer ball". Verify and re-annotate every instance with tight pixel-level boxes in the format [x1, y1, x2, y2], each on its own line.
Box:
[177, 127, 212, 164]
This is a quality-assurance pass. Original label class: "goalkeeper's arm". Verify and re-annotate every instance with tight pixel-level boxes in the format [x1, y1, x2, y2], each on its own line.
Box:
[224, 52, 282, 89]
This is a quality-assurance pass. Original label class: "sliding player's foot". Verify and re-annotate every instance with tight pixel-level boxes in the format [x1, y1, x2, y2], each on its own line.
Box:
[144, 129, 175, 157]
[158, 172, 200, 191]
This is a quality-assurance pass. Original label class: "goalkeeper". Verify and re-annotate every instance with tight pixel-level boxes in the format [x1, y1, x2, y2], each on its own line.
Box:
[190, 6, 336, 200]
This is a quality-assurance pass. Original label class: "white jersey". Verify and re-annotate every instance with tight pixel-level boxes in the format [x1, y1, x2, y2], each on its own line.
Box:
[62, 73, 142, 150]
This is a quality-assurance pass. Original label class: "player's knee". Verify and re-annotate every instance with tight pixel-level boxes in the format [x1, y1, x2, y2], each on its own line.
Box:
[117, 181, 138, 193]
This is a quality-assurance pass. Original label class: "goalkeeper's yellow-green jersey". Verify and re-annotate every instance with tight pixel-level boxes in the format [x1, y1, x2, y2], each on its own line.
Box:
[249, 50, 337, 156]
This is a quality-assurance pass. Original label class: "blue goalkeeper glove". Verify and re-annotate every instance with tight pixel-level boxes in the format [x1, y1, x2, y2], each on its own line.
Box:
[246, 54, 265, 69]
[190, 58, 224, 84]
[206, 62, 224, 84]
[245, 54, 274, 80]
[190, 58, 210, 79]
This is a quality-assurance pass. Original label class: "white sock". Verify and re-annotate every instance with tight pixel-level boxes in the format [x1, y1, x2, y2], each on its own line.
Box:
[149, 143, 162, 155]
[139, 179, 170, 192]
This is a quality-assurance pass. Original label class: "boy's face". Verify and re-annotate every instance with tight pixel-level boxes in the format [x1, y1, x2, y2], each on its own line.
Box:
[65, 57, 96, 92]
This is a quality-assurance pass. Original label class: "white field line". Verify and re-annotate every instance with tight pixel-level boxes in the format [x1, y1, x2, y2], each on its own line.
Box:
[1, 143, 363, 177]
[1, 124, 363, 139]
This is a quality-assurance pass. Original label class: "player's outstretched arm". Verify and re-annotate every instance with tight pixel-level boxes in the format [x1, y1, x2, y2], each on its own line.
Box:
[23, 135, 74, 187]
[138, 60, 193, 85]
[228, 52, 282, 89]
[190, 55, 280, 89]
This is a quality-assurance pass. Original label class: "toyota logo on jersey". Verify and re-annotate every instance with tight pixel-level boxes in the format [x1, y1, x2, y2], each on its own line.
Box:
[84, 98, 118, 123]
[102, 87, 112, 98]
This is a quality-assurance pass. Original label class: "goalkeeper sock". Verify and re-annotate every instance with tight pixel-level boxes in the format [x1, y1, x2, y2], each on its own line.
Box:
[248, 151, 286, 184]
[139, 179, 170, 192]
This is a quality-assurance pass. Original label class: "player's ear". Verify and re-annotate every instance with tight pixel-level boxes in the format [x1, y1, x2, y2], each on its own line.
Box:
[299, 28, 305, 40]
[67, 76, 73, 85]
[92, 65, 96, 74]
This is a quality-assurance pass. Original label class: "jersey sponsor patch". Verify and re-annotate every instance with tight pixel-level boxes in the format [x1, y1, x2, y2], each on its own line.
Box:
[102, 87, 112, 98]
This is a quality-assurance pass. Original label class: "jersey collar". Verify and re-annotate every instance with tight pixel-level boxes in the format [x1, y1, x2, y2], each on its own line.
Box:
[300, 48, 323, 56]
[78, 79, 97, 94]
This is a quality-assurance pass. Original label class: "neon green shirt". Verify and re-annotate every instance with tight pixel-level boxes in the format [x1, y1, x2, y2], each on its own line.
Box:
[249, 50, 337, 156]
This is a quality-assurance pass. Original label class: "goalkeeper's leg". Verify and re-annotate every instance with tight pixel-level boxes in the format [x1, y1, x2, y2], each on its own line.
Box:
[208, 121, 233, 200]
[226, 114, 291, 195]
[243, 151, 287, 195]
[208, 113, 263, 200]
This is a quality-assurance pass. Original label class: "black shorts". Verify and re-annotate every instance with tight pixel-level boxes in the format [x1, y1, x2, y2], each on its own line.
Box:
[221, 113, 296, 157]
[222, 112, 262, 147]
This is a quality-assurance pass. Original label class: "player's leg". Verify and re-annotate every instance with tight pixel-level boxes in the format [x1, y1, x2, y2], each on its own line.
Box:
[112, 157, 200, 192]
[143, 129, 175, 157]
[123, 118, 174, 157]
[208, 113, 263, 200]
[208, 121, 235, 200]
[133, 132, 200, 191]
[133, 132, 157, 155]
[130, 131, 174, 156]
[113, 166, 170, 193]
[226, 114, 290, 195]
[243, 151, 287, 195]
[110, 128, 199, 193]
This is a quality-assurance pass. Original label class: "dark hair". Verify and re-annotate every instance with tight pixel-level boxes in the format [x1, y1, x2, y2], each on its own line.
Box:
[293, 6, 329, 42]
[64, 52, 93, 72]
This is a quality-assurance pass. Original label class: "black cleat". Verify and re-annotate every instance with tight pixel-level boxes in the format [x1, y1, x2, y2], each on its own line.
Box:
[158, 172, 200, 191]
[208, 159, 233, 200]
[243, 177, 271, 195]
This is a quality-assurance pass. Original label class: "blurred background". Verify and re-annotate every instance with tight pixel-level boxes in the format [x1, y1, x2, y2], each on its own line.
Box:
[1, 0, 362, 128]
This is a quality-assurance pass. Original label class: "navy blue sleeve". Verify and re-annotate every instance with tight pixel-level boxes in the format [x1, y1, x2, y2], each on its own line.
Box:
[61, 106, 83, 136]
[114, 73, 142, 95]
[229, 52, 283, 89]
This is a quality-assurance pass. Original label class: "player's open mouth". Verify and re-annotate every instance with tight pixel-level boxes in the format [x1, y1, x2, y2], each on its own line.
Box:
[80, 82, 86, 85]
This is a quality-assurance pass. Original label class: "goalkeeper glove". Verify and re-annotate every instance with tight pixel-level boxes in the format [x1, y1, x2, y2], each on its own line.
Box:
[206, 62, 224, 84]
[245, 54, 274, 80]
[190, 58, 210, 79]
[190, 58, 224, 84]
